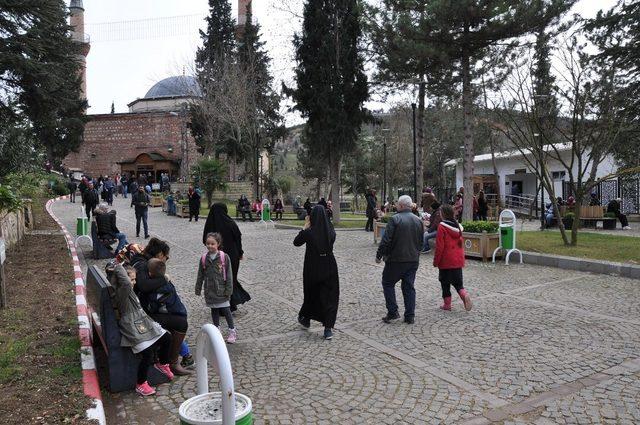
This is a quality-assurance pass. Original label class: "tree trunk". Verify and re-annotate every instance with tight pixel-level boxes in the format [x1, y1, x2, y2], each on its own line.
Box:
[329, 152, 341, 224]
[417, 80, 426, 191]
[571, 201, 580, 246]
[461, 40, 474, 222]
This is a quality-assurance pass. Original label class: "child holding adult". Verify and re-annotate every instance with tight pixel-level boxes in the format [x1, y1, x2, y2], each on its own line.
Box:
[433, 204, 472, 312]
[106, 262, 174, 396]
[195, 232, 236, 343]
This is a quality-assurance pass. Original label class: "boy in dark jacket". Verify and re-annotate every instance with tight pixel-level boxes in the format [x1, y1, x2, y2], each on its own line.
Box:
[433, 204, 472, 312]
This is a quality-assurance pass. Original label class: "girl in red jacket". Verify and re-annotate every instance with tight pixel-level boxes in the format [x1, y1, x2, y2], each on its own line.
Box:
[433, 205, 472, 311]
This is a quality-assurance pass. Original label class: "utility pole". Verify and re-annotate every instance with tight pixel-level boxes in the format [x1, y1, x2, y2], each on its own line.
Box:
[411, 103, 417, 201]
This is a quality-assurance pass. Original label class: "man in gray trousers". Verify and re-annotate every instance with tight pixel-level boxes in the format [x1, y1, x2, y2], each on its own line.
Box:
[376, 195, 424, 324]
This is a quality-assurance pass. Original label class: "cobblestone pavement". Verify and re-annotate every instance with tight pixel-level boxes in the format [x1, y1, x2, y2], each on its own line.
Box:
[51, 197, 640, 424]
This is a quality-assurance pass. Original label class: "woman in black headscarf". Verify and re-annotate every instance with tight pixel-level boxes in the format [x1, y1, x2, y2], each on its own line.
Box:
[202, 203, 251, 311]
[294, 205, 339, 340]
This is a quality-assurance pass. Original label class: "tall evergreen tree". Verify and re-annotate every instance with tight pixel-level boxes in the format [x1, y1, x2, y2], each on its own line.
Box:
[1, 0, 87, 167]
[367, 0, 454, 195]
[418, 0, 574, 220]
[237, 5, 283, 198]
[286, 0, 370, 223]
[587, 1, 640, 168]
[191, 0, 237, 155]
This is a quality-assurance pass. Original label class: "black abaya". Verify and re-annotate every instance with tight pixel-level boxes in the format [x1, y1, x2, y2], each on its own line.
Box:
[293, 206, 339, 328]
[202, 203, 251, 309]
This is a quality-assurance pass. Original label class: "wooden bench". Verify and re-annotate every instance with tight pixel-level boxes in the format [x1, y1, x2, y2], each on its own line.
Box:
[85, 265, 170, 392]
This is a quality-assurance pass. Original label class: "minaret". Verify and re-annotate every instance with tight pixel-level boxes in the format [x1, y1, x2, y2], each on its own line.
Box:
[69, 0, 90, 102]
[238, 0, 252, 26]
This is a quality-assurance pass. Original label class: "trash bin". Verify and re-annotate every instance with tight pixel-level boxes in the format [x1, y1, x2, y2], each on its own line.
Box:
[76, 216, 89, 236]
[500, 225, 514, 250]
[179, 392, 253, 425]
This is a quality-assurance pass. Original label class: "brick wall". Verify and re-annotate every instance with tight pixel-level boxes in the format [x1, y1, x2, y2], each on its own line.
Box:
[62, 111, 200, 178]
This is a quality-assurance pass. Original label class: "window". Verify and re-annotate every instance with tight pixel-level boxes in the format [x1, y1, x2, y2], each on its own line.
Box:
[514, 168, 527, 174]
[552, 171, 566, 180]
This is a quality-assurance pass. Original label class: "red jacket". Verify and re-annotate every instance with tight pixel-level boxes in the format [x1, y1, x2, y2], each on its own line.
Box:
[433, 220, 465, 269]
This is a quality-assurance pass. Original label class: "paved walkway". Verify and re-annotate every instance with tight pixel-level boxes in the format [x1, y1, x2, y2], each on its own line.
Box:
[52, 197, 640, 424]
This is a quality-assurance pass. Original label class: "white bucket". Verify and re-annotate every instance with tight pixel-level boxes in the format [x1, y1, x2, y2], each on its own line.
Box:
[179, 392, 252, 425]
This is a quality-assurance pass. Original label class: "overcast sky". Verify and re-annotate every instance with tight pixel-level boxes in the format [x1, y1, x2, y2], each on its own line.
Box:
[76, 0, 617, 123]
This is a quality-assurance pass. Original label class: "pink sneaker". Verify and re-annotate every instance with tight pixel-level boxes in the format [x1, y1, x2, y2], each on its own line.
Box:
[459, 289, 472, 311]
[227, 328, 237, 344]
[154, 362, 174, 380]
[136, 381, 156, 396]
[440, 296, 452, 311]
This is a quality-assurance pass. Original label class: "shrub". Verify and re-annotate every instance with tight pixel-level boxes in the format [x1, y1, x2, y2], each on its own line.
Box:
[563, 212, 575, 219]
[0, 184, 23, 212]
[461, 221, 499, 233]
[380, 214, 393, 223]
[178, 199, 189, 205]
[49, 177, 69, 196]
[604, 212, 616, 218]
[1, 171, 48, 199]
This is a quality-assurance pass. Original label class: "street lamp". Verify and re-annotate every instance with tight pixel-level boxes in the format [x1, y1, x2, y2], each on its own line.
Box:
[411, 103, 417, 201]
[382, 127, 390, 204]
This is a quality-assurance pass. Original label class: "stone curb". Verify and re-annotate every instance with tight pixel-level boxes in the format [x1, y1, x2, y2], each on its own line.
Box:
[273, 222, 362, 231]
[521, 251, 640, 280]
[46, 197, 106, 425]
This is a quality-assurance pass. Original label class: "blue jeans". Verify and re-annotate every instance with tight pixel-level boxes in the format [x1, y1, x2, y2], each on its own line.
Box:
[381, 262, 418, 319]
[179, 341, 190, 357]
[422, 230, 437, 251]
[123, 185, 128, 198]
[545, 213, 554, 226]
[114, 232, 128, 252]
[136, 210, 149, 237]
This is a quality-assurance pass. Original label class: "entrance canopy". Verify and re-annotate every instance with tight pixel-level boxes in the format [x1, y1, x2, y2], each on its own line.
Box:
[118, 152, 179, 183]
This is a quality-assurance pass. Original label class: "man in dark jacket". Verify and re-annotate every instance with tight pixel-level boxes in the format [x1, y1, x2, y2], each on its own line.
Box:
[421, 201, 442, 253]
[365, 190, 377, 231]
[67, 179, 78, 203]
[376, 195, 424, 324]
[132, 186, 150, 238]
[607, 198, 630, 229]
[95, 204, 129, 252]
[81, 182, 99, 220]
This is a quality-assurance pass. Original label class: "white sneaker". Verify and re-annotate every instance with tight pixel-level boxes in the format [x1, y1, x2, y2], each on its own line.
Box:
[623, 226, 631, 230]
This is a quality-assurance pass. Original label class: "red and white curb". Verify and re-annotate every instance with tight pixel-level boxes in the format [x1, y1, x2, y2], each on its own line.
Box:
[45, 196, 106, 425]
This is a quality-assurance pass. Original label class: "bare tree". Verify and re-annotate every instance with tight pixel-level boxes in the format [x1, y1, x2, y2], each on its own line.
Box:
[493, 34, 635, 246]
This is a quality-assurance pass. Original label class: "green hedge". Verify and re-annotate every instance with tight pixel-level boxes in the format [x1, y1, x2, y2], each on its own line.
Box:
[461, 220, 498, 233]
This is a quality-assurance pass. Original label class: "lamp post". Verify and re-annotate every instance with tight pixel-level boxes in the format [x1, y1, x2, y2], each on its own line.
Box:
[411, 103, 417, 201]
[382, 127, 390, 204]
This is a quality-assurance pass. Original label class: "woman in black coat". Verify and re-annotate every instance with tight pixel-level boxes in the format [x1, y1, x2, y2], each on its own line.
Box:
[202, 203, 251, 310]
[187, 186, 201, 222]
[294, 205, 339, 340]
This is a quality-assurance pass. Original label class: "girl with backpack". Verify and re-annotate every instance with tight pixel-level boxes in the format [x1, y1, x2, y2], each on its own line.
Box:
[195, 232, 236, 343]
[433, 204, 472, 312]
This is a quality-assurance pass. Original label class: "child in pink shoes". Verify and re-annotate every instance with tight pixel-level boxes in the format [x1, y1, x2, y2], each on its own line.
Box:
[106, 263, 174, 397]
[433, 205, 472, 311]
[196, 233, 237, 344]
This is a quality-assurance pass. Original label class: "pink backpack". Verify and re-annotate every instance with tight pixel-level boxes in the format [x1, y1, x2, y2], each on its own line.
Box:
[201, 250, 227, 281]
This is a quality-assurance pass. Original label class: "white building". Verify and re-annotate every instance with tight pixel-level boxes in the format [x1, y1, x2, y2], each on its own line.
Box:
[445, 144, 619, 206]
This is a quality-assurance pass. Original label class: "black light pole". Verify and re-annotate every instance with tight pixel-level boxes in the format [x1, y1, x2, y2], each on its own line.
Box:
[411, 103, 417, 201]
[383, 141, 387, 203]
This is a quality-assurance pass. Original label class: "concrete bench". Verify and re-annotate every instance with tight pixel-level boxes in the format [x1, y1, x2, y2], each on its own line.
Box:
[85, 265, 170, 392]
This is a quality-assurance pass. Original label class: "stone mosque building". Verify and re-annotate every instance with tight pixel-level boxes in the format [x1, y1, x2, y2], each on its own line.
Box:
[63, 0, 259, 191]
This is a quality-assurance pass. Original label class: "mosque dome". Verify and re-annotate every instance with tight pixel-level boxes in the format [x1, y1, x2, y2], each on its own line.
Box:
[143, 75, 202, 99]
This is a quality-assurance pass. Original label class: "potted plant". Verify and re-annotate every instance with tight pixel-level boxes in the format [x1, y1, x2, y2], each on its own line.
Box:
[603, 212, 617, 229]
[175, 199, 191, 218]
[374, 214, 391, 243]
[150, 191, 163, 207]
[562, 212, 575, 229]
[460, 221, 500, 261]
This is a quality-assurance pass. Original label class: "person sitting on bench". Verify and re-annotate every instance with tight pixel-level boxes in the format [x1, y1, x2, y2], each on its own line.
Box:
[107, 262, 174, 396]
[237, 195, 253, 222]
[95, 203, 129, 252]
[607, 198, 631, 230]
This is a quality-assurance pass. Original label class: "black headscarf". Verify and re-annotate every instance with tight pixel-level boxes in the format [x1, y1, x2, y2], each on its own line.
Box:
[202, 203, 241, 246]
[309, 205, 335, 254]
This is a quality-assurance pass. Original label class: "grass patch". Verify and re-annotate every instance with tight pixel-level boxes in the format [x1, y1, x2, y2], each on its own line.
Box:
[518, 231, 640, 264]
[0, 336, 31, 384]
